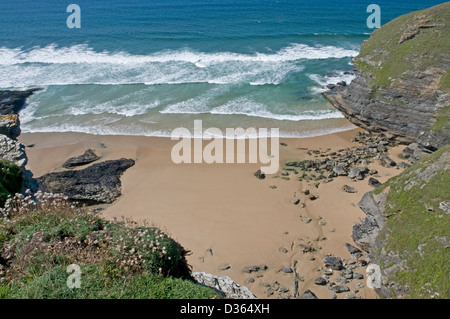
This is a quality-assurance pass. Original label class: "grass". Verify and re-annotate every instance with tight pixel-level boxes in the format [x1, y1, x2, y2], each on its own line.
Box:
[0, 194, 221, 299]
[354, 3, 450, 89]
[432, 105, 450, 132]
[1, 265, 219, 299]
[374, 145, 450, 298]
[440, 70, 450, 90]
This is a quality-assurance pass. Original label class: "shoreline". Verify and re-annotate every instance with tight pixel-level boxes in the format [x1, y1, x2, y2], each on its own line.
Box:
[19, 129, 406, 299]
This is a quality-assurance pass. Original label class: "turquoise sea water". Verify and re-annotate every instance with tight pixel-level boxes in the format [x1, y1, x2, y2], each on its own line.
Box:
[0, 0, 445, 137]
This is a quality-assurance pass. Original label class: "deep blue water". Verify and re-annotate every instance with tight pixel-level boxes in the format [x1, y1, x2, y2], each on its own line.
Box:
[0, 0, 445, 136]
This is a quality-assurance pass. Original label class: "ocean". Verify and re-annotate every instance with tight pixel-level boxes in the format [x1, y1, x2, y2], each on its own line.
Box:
[0, 0, 444, 137]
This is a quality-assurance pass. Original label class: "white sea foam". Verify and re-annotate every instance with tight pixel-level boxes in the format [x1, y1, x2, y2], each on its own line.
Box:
[212, 97, 344, 121]
[309, 71, 356, 94]
[0, 44, 358, 88]
[20, 120, 355, 139]
[0, 43, 358, 66]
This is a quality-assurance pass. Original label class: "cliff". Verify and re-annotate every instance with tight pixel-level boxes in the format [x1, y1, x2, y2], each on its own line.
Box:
[352, 145, 449, 298]
[323, 2, 450, 151]
[0, 89, 40, 193]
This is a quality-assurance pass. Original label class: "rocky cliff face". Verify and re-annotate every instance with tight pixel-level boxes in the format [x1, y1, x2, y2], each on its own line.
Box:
[0, 89, 40, 192]
[323, 3, 450, 151]
[353, 145, 449, 299]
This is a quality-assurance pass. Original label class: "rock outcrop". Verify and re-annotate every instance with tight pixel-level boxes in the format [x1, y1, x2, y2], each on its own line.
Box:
[0, 114, 21, 140]
[323, 3, 450, 152]
[37, 159, 135, 204]
[0, 89, 40, 116]
[0, 89, 40, 193]
[0, 135, 28, 169]
[192, 271, 257, 299]
[62, 149, 101, 169]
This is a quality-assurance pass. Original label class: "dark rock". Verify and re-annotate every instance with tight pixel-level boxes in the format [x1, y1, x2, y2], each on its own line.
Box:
[333, 165, 347, 176]
[353, 273, 364, 280]
[330, 285, 350, 293]
[0, 89, 41, 115]
[254, 169, 265, 180]
[285, 160, 301, 167]
[342, 185, 357, 193]
[397, 161, 411, 169]
[291, 198, 300, 205]
[323, 256, 344, 270]
[242, 265, 268, 273]
[298, 290, 318, 299]
[314, 277, 327, 286]
[368, 177, 383, 188]
[337, 81, 347, 87]
[402, 142, 432, 164]
[348, 168, 364, 180]
[37, 158, 135, 204]
[299, 244, 316, 253]
[220, 264, 231, 271]
[281, 267, 293, 273]
[345, 243, 363, 259]
[62, 149, 101, 169]
[380, 155, 396, 166]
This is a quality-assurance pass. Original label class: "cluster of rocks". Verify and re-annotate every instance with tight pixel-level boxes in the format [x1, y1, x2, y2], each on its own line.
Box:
[240, 264, 294, 298]
[312, 246, 368, 299]
[276, 132, 411, 188]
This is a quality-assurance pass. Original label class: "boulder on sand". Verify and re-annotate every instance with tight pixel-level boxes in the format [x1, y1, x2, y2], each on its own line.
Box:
[62, 149, 101, 169]
[37, 158, 135, 204]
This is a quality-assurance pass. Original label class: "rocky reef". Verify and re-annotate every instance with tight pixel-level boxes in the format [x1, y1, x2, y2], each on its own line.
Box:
[323, 3, 450, 152]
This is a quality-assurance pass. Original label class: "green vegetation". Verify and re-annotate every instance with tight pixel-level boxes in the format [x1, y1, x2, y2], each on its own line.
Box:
[0, 159, 23, 208]
[0, 194, 220, 299]
[354, 3, 450, 89]
[432, 105, 450, 132]
[440, 70, 450, 90]
[375, 145, 450, 298]
[1, 265, 218, 299]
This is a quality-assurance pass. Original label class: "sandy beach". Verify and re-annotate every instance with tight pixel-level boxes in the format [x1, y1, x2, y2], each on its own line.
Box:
[18, 129, 406, 299]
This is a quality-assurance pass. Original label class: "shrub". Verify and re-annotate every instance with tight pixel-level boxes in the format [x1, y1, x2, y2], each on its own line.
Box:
[0, 159, 23, 208]
[0, 192, 219, 299]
